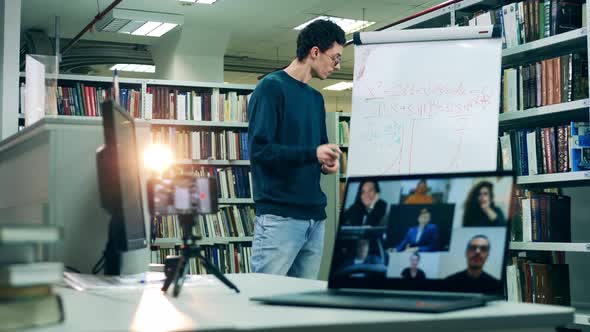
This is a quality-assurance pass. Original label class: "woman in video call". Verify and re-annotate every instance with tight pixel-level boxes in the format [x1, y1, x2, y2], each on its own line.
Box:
[462, 181, 506, 227]
[394, 207, 439, 252]
[400, 252, 426, 280]
[342, 180, 387, 226]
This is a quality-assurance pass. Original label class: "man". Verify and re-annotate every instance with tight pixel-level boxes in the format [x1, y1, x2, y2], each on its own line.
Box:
[247, 20, 345, 279]
[445, 235, 502, 293]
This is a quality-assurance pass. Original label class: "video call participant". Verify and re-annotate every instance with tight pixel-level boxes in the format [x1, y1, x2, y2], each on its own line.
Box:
[342, 180, 387, 226]
[463, 181, 506, 227]
[394, 207, 440, 252]
[400, 252, 426, 281]
[403, 179, 433, 205]
[342, 238, 384, 266]
[445, 235, 501, 293]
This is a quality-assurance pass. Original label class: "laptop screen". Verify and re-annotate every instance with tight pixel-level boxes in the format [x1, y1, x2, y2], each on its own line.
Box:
[328, 172, 514, 296]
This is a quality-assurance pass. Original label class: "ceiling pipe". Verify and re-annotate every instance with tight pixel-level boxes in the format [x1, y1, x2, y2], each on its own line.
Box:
[61, 0, 123, 55]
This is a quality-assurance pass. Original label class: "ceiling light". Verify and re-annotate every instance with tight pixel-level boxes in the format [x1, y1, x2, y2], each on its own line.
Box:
[323, 82, 353, 91]
[196, 0, 218, 4]
[131, 21, 163, 36]
[110, 64, 156, 73]
[178, 0, 197, 3]
[97, 8, 183, 37]
[294, 16, 375, 34]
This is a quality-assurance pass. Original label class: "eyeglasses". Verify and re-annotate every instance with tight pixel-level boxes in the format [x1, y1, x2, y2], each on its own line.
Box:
[467, 245, 489, 253]
[324, 53, 342, 66]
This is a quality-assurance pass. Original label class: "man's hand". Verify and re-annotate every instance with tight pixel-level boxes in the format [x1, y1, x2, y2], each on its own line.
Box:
[317, 143, 341, 165]
[322, 159, 340, 174]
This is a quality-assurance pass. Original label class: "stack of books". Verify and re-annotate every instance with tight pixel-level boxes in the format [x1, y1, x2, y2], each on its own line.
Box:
[0, 224, 64, 331]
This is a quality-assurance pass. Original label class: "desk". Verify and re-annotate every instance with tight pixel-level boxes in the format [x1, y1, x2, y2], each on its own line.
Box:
[30, 273, 573, 332]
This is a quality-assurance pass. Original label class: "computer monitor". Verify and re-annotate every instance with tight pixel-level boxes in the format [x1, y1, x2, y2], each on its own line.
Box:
[96, 100, 147, 274]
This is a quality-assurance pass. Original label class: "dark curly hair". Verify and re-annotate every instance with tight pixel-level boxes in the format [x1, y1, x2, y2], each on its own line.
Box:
[296, 19, 345, 61]
[462, 181, 496, 226]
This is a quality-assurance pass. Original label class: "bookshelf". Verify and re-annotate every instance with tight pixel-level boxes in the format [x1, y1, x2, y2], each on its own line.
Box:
[499, 99, 590, 130]
[19, 73, 258, 276]
[145, 78, 256, 275]
[510, 242, 590, 252]
[502, 27, 588, 67]
[319, 111, 351, 280]
[382, 0, 590, 324]
[146, 119, 248, 128]
[175, 160, 250, 166]
[516, 172, 590, 186]
[154, 236, 254, 248]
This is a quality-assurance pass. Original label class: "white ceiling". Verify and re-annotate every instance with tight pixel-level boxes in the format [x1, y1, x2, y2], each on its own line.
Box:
[21, 0, 444, 68]
[20, 0, 445, 98]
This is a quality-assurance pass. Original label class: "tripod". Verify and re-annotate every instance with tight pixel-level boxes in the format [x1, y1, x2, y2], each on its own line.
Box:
[161, 214, 240, 297]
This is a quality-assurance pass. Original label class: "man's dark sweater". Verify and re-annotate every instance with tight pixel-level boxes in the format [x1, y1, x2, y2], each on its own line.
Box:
[445, 269, 502, 294]
[247, 70, 328, 220]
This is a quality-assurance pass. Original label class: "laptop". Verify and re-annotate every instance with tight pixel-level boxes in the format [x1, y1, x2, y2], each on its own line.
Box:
[251, 171, 515, 313]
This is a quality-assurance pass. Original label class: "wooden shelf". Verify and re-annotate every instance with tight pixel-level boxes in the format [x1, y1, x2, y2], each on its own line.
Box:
[502, 28, 587, 67]
[175, 160, 250, 166]
[499, 99, 590, 130]
[510, 242, 590, 252]
[516, 172, 590, 186]
[218, 198, 254, 204]
[153, 236, 253, 248]
[148, 119, 248, 128]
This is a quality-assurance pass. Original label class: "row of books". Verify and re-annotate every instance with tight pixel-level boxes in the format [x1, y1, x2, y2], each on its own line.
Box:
[19, 82, 141, 118]
[339, 120, 350, 145]
[511, 191, 571, 242]
[151, 243, 252, 275]
[468, 0, 584, 49]
[0, 224, 64, 330]
[153, 205, 256, 239]
[506, 253, 570, 305]
[502, 53, 588, 113]
[151, 127, 249, 161]
[145, 87, 251, 122]
[499, 122, 590, 176]
[340, 151, 348, 175]
[190, 166, 253, 199]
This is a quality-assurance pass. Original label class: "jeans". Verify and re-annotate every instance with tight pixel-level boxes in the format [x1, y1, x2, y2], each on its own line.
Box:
[250, 214, 325, 279]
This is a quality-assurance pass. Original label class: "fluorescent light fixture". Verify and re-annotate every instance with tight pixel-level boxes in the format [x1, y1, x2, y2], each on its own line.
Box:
[110, 64, 156, 73]
[131, 21, 163, 36]
[294, 16, 375, 34]
[323, 82, 353, 91]
[97, 8, 183, 37]
[146, 22, 178, 37]
[196, 0, 217, 4]
[178, 0, 197, 3]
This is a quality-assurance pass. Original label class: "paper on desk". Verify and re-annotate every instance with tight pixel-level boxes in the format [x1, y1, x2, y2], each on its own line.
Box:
[64, 272, 221, 291]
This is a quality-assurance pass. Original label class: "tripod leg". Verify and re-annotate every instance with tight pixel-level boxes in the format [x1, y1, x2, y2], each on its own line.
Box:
[199, 255, 240, 293]
[161, 256, 180, 293]
[172, 256, 189, 297]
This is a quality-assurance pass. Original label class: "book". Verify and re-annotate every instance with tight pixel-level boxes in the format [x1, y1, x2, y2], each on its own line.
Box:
[0, 285, 51, 301]
[0, 262, 63, 287]
[0, 225, 60, 243]
[0, 244, 36, 264]
[0, 294, 64, 331]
